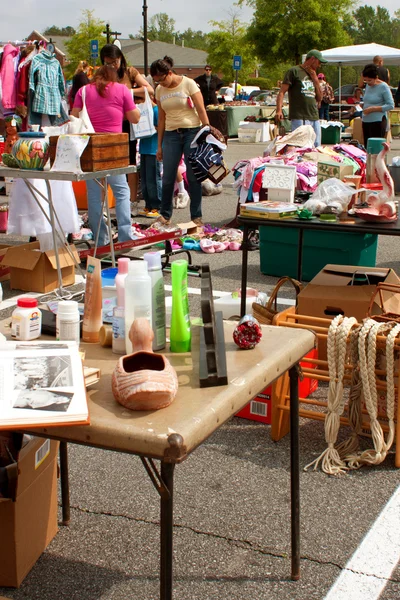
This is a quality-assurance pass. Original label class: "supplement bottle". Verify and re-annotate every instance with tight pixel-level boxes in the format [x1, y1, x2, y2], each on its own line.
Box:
[56, 300, 80, 344]
[11, 298, 42, 340]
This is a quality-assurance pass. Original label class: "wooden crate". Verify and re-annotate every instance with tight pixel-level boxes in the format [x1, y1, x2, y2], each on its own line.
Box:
[49, 133, 129, 172]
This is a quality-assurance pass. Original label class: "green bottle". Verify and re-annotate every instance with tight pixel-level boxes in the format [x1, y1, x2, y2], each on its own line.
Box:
[170, 260, 191, 352]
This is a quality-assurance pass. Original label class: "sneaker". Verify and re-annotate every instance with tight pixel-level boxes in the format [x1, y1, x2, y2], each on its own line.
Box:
[174, 191, 190, 209]
[131, 202, 139, 217]
[147, 209, 160, 218]
[138, 207, 150, 216]
[192, 217, 204, 227]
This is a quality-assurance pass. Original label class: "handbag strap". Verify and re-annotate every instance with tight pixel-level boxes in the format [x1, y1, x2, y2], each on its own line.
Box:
[82, 85, 87, 108]
[265, 276, 303, 313]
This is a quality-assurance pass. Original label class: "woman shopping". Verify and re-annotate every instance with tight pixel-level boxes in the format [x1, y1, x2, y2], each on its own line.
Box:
[100, 44, 154, 207]
[361, 63, 394, 147]
[150, 56, 217, 226]
[71, 66, 140, 246]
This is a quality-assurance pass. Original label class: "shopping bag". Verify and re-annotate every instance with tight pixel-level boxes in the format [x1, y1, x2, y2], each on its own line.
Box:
[130, 88, 156, 140]
[68, 86, 95, 134]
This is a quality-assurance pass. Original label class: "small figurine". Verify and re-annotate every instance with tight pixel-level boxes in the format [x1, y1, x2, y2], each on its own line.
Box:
[233, 315, 262, 349]
[112, 318, 178, 410]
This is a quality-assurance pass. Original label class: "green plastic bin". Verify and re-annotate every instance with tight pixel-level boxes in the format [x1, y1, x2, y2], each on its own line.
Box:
[321, 125, 341, 145]
[259, 226, 378, 281]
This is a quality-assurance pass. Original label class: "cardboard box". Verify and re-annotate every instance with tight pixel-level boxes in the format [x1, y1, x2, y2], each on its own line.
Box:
[236, 349, 319, 424]
[1, 241, 79, 293]
[297, 264, 400, 322]
[0, 244, 12, 282]
[0, 437, 59, 587]
[351, 117, 364, 145]
[317, 159, 353, 184]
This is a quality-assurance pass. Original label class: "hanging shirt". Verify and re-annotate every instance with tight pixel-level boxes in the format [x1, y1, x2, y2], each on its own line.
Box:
[29, 51, 65, 115]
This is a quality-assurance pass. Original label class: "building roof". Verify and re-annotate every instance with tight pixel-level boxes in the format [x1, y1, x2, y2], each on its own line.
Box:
[26, 30, 66, 58]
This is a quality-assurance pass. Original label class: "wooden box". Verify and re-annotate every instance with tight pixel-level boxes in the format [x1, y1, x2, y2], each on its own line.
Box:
[49, 133, 129, 172]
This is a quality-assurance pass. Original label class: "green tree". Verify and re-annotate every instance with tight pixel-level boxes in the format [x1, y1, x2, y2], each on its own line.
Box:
[43, 25, 76, 37]
[176, 29, 209, 51]
[133, 13, 176, 43]
[243, 0, 355, 65]
[64, 10, 107, 78]
[207, 13, 258, 84]
[348, 5, 394, 45]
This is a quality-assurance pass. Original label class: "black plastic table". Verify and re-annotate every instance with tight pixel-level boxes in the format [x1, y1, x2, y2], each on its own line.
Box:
[238, 214, 400, 316]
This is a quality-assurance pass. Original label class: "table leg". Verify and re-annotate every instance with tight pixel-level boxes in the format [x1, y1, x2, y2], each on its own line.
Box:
[101, 177, 116, 268]
[160, 462, 175, 600]
[240, 224, 250, 317]
[59, 441, 71, 526]
[289, 365, 300, 580]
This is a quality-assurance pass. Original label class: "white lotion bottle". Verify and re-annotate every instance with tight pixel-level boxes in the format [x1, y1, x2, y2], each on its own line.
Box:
[124, 260, 152, 354]
[144, 252, 166, 351]
[115, 257, 130, 308]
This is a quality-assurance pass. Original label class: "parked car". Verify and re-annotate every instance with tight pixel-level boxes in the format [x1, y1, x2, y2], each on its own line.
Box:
[248, 89, 269, 101]
[333, 84, 358, 103]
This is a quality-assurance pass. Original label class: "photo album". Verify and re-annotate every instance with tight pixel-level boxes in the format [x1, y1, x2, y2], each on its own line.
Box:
[0, 341, 89, 430]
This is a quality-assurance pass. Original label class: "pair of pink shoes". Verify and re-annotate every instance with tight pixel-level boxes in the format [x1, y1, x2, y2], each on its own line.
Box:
[200, 239, 241, 253]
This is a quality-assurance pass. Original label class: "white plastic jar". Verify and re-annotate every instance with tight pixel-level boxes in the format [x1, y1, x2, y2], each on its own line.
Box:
[56, 300, 80, 344]
[11, 297, 42, 340]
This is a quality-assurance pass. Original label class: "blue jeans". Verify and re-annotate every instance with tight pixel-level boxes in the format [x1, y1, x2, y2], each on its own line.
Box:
[86, 174, 133, 246]
[318, 103, 329, 120]
[140, 154, 162, 210]
[161, 128, 202, 221]
[291, 119, 321, 147]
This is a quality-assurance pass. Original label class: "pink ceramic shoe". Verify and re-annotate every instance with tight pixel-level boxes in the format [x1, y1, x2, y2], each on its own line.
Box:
[112, 319, 178, 410]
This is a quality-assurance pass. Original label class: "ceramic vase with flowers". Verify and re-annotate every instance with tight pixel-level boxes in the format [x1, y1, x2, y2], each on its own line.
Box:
[11, 132, 49, 170]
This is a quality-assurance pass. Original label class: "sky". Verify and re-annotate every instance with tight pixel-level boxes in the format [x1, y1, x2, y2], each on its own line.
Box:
[0, 0, 399, 44]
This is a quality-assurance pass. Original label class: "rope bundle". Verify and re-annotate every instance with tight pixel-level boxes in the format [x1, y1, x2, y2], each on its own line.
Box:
[305, 317, 399, 475]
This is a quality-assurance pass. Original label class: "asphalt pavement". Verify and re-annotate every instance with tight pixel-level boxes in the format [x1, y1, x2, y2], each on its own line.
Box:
[1, 137, 400, 600]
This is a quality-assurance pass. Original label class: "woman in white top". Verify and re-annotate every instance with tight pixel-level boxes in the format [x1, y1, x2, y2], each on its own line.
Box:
[150, 56, 212, 226]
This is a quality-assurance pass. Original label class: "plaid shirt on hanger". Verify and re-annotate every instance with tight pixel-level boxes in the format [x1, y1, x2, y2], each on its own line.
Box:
[29, 51, 65, 115]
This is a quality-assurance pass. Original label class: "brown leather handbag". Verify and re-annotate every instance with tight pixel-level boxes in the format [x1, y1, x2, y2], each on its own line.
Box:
[252, 276, 303, 325]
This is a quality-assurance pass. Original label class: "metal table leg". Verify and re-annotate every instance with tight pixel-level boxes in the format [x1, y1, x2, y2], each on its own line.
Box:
[240, 224, 250, 317]
[160, 462, 175, 600]
[59, 441, 71, 526]
[289, 365, 300, 580]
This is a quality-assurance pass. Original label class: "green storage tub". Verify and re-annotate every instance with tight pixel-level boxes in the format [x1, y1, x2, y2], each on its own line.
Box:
[321, 125, 341, 145]
[259, 226, 378, 281]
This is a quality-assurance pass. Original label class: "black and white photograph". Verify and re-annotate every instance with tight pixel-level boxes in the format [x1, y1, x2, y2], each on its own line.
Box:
[13, 389, 74, 412]
[13, 355, 73, 390]
[15, 343, 69, 350]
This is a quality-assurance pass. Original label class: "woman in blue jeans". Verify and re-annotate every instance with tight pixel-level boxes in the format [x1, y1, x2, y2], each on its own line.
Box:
[150, 56, 214, 226]
[72, 66, 140, 246]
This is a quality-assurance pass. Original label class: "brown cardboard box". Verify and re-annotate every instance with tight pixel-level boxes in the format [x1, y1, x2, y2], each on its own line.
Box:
[351, 117, 364, 145]
[1, 241, 79, 293]
[0, 437, 59, 587]
[0, 244, 12, 282]
[297, 264, 400, 322]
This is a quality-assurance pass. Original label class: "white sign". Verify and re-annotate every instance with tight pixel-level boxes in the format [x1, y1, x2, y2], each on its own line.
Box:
[51, 134, 90, 173]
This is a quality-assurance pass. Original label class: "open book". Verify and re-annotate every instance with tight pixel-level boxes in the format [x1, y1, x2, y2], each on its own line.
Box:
[0, 341, 89, 430]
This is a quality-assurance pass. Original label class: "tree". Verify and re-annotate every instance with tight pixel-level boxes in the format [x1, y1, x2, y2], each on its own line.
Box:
[176, 29, 209, 51]
[207, 13, 258, 84]
[347, 5, 394, 45]
[43, 25, 76, 37]
[64, 10, 107, 78]
[133, 13, 176, 43]
[243, 0, 355, 65]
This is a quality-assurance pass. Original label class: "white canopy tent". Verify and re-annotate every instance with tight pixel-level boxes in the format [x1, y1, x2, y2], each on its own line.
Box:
[318, 43, 400, 120]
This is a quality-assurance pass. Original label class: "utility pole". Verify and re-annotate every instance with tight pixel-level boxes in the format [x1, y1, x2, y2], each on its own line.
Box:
[142, 0, 148, 75]
[103, 23, 121, 44]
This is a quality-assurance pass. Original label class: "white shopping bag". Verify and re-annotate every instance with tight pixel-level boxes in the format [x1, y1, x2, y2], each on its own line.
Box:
[130, 87, 156, 140]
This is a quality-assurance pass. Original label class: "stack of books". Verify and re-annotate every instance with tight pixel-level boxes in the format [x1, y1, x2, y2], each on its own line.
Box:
[240, 202, 299, 220]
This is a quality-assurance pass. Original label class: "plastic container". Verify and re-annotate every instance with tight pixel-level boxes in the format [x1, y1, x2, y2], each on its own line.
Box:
[124, 260, 152, 354]
[170, 260, 191, 353]
[56, 300, 80, 344]
[321, 125, 341, 145]
[115, 258, 130, 308]
[101, 267, 118, 287]
[11, 297, 42, 340]
[389, 165, 400, 194]
[144, 252, 166, 351]
[214, 294, 255, 320]
[112, 306, 126, 354]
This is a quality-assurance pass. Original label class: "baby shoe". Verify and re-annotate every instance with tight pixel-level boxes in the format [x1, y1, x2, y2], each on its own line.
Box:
[213, 241, 226, 253]
[229, 241, 241, 251]
[200, 238, 215, 254]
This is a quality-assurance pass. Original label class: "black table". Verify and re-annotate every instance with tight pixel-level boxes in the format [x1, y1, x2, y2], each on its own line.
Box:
[206, 110, 228, 138]
[238, 214, 400, 316]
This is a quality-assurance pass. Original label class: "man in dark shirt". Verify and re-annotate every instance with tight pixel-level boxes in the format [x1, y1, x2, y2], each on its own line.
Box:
[373, 55, 390, 84]
[195, 65, 223, 106]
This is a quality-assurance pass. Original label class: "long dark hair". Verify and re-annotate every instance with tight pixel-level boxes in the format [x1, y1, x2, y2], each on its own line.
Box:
[362, 64, 379, 79]
[91, 65, 118, 97]
[150, 55, 174, 77]
[100, 43, 127, 80]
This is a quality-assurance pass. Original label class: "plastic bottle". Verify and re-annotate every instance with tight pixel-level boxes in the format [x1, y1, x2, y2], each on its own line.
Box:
[124, 261, 152, 354]
[170, 260, 191, 353]
[112, 306, 126, 354]
[56, 300, 80, 343]
[115, 257, 130, 308]
[11, 298, 42, 340]
[82, 256, 103, 343]
[144, 252, 166, 351]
